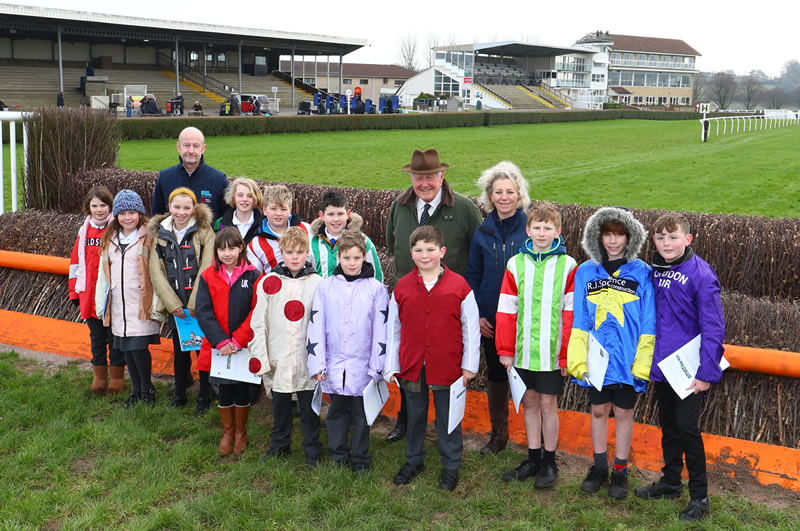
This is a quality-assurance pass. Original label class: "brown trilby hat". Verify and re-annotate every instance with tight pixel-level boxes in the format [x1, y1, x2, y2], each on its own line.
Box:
[401, 148, 450, 174]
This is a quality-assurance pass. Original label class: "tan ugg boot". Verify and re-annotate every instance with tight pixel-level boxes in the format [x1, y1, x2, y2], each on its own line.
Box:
[219, 406, 236, 456]
[233, 405, 250, 455]
[107, 366, 126, 395]
[91, 365, 108, 396]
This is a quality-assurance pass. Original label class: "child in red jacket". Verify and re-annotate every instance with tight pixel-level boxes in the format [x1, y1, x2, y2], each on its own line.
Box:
[195, 228, 261, 456]
[68, 186, 124, 396]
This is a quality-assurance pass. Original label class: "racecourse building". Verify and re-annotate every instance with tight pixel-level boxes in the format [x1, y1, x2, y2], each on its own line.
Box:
[0, 3, 365, 110]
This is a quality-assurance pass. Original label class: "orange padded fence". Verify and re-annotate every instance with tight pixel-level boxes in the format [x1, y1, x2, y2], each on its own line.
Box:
[1, 308, 798, 491]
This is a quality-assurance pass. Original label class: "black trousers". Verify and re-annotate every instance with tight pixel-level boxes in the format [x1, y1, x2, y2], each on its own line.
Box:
[170, 334, 210, 400]
[124, 349, 153, 394]
[326, 394, 371, 467]
[655, 381, 708, 499]
[87, 317, 124, 366]
[218, 382, 250, 407]
[271, 390, 321, 459]
[405, 367, 463, 471]
[482, 335, 508, 383]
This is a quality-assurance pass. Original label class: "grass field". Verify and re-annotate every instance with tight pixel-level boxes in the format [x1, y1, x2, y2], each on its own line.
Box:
[1, 144, 24, 213]
[2, 351, 799, 529]
[116, 119, 800, 219]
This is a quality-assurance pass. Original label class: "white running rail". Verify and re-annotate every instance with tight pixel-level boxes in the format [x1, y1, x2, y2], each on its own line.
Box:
[0, 111, 30, 213]
[699, 111, 799, 142]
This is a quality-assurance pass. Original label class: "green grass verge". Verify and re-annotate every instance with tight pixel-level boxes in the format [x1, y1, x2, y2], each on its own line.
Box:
[1, 144, 25, 213]
[117, 120, 800, 219]
[1, 351, 798, 529]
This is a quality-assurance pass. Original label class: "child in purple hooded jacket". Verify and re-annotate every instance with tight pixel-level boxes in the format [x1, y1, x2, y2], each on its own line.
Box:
[633, 213, 725, 523]
[307, 231, 389, 475]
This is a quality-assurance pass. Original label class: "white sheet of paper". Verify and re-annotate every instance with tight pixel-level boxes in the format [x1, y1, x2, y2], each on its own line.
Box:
[362, 379, 390, 426]
[210, 348, 262, 385]
[311, 381, 323, 416]
[657, 334, 730, 400]
[586, 333, 609, 392]
[447, 376, 468, 434]
[507, 367, 527, 413]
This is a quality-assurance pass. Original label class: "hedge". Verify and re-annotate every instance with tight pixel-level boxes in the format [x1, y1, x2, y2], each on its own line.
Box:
[113, 110, 721, 141]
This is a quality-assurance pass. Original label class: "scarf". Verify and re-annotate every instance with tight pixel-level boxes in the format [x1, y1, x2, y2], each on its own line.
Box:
[75, 214, 112, 293]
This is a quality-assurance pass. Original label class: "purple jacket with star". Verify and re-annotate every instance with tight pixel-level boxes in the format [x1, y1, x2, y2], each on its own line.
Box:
[651, 252, 726, 384]
[306, 267, 389, 397]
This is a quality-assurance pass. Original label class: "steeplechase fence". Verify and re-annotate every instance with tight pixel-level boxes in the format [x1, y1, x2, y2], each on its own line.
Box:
[700, 109, 799, 141]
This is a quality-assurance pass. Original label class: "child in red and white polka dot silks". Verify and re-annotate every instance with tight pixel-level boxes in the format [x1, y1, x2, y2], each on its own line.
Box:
[248, 227, 324, 463]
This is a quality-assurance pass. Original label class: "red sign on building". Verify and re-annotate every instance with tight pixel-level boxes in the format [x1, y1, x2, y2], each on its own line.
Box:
[463, 77, 473, 85]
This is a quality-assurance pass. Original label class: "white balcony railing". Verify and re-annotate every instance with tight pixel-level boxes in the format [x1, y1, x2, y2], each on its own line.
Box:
[610, 59, 695, 70]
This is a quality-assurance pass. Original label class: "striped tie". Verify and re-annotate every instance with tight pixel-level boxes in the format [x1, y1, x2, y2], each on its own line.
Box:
[420, 203, 431, 225]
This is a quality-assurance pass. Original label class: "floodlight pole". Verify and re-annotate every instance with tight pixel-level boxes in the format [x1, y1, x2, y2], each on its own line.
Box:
[238, 39, 242, 94]
[291, 44, 295, 109]
[57, 25, 63, 93]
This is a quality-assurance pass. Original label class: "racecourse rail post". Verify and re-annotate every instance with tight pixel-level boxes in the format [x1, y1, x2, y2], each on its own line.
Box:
[0, 111, 30, 213]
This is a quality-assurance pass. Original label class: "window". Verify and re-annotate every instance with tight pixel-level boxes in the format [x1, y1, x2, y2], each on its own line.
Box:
[645, 72, 657, 87]
[681, 75, 691, 88]
[217, 53, 226, 62]
[658, 73, 670, 87]
[383, 77, 389, 83]
[633, 72, 645, 86]
[190, 51, 199, 61]
[633, 96, 643, 104]
[680, 97, 690, 105]
[303, 78, 315, 85]
[670, 74, 681, 88]
[394, 80, 404, 87]
[671, 97, 679, 105]
[611, 52, 621, 62]
[342, 79, 352, 84]
[623, 53, 634, 63]
[608, 70, 620, 85]
[592, 73, 605, 83]
[621, 95, 631, 104]
[646, 96, 655, 105]
[621, 71, 633, 86]
[658, 96, 667, 105]
[360, 79, 368, 84]
[661, 55, 671, 65]
[649, 54, 658, 66]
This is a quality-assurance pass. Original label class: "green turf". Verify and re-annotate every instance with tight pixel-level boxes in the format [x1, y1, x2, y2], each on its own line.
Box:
[1, 144, 25, 213]
[116, 119, 800, 218]
[2, 351, 798, 529]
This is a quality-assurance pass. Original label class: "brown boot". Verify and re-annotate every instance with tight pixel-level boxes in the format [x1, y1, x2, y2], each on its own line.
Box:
[219, 407, 235, 456]
[233, 405, 250, 455]
[91, 365, 108, 396]
[107, 366, 126, 396]
[481, 380, 510, 455]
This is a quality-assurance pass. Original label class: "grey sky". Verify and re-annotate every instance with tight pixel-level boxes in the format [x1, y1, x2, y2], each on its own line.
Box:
[11, 0, 798, 77]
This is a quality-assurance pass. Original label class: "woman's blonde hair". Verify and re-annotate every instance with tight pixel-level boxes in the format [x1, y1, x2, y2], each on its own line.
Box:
[224, 178, 264, 209]
[476, 161, 530, 212]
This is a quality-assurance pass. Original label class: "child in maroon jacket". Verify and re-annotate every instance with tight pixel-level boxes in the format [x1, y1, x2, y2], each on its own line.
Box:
[68, 186, 124, 396]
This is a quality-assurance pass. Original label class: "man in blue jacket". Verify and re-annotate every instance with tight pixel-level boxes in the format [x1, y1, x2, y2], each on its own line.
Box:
[152, 127, 228, 219]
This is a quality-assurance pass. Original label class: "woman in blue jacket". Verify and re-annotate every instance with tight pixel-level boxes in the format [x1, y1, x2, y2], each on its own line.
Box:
[465, 161, 530, 455]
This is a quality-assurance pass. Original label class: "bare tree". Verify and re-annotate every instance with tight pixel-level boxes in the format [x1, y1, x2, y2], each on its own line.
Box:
[397, 33, 419, 71]
[764, 87, 788, 109]
[739, 75, 764, 111]
[692, 72, 707, 102]
[708, 72, 738, 109]
[425, 34, 439, 68]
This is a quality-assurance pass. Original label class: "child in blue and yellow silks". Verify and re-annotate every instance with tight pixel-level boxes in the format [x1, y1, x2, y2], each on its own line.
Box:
[567, 206, 655, 500]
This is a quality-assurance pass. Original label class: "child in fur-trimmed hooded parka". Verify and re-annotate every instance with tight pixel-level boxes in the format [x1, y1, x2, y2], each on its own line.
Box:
[308, 190, 383, 281]
[567, 206, 656, 500]
[307, 231, 389, 474]
[148, 187, 216, 413]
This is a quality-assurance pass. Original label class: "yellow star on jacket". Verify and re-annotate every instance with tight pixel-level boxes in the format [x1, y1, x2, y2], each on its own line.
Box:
[586, 285, 640, 329]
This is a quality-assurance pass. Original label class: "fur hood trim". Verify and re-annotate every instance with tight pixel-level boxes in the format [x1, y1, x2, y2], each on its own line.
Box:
[147, 203, 213, 239]
[309, 211, 364, 236]
[581, 206, 647, 263]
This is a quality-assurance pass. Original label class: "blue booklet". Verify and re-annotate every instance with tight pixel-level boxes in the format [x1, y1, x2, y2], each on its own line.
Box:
[174, 315, 204, 352]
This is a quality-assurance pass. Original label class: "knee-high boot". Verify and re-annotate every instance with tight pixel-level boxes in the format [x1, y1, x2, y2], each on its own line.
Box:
[481, 380, 509, 455]
[219, 406, 236, 456]
[233, 405, 250, 455]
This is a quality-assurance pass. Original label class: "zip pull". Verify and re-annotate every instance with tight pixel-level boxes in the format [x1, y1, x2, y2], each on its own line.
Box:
[174, 279, 179, 290]
[173, 258, 177, 269]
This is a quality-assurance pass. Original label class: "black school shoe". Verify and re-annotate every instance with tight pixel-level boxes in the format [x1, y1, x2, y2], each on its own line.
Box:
[608, 469, 629, 499]
[502, 460, 539, 482]
[261, 446, 292, 462]
[679, 497, 710, 522]
[123, 391, 141, 409]
[534, 462, 558, 489]
[385, 426, 406, 444]
[634, 480, 683, 499]
[580, 465, 609, 493]
[140, 388, 156, 406]
[393, 462, 424, 485]
[352, 463, 370, 476]
[169, 395, 188, 408]
[194, 397, 211, 417]
[439, 469, 459, 491]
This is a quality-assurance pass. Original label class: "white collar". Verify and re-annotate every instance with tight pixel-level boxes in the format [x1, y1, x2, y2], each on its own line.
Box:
[325, 227, 343, 242]
[232, 210, 254, 227]
[416, 188, 443, 218]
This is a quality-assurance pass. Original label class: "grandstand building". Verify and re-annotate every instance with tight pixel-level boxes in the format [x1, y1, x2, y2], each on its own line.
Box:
[395, 33, 700, 111]
[0, 3, 365, 110]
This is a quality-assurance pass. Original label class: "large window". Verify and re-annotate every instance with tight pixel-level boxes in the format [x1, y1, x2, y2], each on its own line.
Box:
[633, 72, 645, 86]
[646, 72, 657, 87]
[681, 97, 690, 105]
[658, 73, 670, 87]
[646, 96, 655, 105]
[670, 96, 679, 105]
[592, 73, 605, 83]
[608, 70, 620, 85]
[360, 79, 369, 84]
[621, 71, 633, 86]
[633, 96, 643, 104]
[342, 79, 352, 84]
[434, 70, 459, 95]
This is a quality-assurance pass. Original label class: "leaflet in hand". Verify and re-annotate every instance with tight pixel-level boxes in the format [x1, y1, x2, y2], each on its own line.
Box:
[657, 334, 730, 400]
[311, 381, 323, 416]
[363, 379, 390, 426]
[210, 348, 262, 385]
[508, 367, 527, 413]
[586, 333, 609, 392]
[174, 315, 204, 351]
[447, 376, 468, 434]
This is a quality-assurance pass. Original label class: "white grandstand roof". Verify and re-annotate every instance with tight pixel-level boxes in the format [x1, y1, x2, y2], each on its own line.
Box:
[0, 3, 367, 49]
[435, 41, 591, 57]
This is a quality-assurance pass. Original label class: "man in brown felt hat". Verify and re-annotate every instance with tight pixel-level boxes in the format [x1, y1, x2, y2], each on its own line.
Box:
[384, 148, 483, 443]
